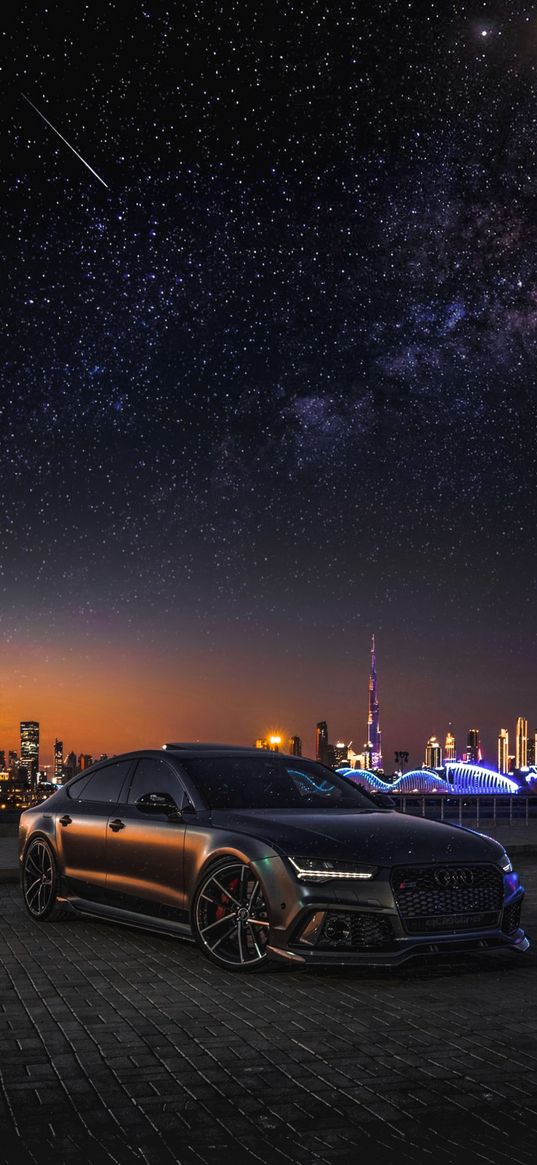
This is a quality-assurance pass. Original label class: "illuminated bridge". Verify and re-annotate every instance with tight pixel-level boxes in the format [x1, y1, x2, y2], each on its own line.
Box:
[337, 763, 519, 795]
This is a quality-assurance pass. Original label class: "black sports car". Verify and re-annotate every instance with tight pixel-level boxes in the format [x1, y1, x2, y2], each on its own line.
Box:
[19, 745, 528, 971]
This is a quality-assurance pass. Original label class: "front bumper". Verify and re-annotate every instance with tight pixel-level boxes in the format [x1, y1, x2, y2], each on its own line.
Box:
[267, 925, 529, 966]
[256, 857, 528, 967]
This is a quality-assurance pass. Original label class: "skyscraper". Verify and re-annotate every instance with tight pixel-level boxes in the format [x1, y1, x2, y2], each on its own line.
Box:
[288, 736, 302, 756]
[53, 739, 64, 783]
[20, 721, 39, 787]
[498, 729, 509, 775]
[367, 635, 382, 770]
[515, 717, 528, 769]
[528, 733, 536, 767]
[466, 728, 480, 763]
[444, 726, 456, 761]
[425, 736, 442, 769]
[316, 721, 330, 766]
[63, 751, 77, 782]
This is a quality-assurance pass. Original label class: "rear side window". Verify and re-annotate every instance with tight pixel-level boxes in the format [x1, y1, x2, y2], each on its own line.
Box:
[74, 761, 132, 803]
[66, 772, 94, 798]
[127, 758, 187, 807]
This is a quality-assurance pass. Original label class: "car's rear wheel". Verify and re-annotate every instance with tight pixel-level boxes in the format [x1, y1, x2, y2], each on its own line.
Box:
[22, 838, 69, 921]
[193, 858, 270, 971]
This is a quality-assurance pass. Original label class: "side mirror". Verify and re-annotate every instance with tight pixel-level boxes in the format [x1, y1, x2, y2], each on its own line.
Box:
[135, 792, 182, 818]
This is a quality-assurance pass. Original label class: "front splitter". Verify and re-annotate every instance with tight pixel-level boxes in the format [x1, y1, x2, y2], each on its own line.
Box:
[267, 928, 529, 968]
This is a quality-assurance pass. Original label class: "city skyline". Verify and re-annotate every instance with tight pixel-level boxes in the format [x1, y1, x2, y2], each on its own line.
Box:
[1, 632, 535, 772]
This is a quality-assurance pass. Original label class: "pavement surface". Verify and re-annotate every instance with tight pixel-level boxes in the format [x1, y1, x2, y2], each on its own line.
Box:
[1, 848, 537, 1165]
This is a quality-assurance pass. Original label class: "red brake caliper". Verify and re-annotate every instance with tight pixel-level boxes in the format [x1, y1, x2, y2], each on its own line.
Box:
[215, 876, 240, 920]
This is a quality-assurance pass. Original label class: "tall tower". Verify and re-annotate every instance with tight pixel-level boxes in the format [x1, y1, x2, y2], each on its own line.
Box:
[425, 736, 442, 769]
[444, 725, 456, 761]
[498, 729, 509, 775]
[515, 717, 528, 769]
[53, 739, 64, 783]
[316, 721, 330, 766]
[367, 635, 382, 770]
[288, 736, 302, 757]
[20, 721, 39, 790]
[466, 728, 480, 763]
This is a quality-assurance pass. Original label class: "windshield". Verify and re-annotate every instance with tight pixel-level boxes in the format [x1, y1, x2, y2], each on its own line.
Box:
[180, 756, 377, 810]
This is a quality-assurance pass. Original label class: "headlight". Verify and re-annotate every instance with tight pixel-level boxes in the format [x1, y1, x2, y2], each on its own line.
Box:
[498, 852, 513, 873]
[288, 856, 378, 882]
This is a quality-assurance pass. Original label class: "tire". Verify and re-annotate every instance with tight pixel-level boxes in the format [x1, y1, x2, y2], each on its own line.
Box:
[192, 857, 271, 971]
[22, 837, 71, 921]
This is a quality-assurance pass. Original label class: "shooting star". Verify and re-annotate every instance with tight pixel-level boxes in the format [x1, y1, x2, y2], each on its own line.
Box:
[22, 93, 109, 189]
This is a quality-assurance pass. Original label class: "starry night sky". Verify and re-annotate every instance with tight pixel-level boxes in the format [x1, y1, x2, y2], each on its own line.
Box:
[2, 1, 537, 767]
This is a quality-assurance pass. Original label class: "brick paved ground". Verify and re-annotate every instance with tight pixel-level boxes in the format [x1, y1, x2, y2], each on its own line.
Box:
[1, 862, 537, 1165]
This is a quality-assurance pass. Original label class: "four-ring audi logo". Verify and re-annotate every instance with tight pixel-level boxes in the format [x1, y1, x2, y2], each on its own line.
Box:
[434, 868, 474, 888]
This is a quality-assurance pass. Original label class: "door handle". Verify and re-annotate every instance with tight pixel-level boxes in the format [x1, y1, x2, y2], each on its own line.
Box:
[108, 819, 125, 832]
[59, 815, 72, 826]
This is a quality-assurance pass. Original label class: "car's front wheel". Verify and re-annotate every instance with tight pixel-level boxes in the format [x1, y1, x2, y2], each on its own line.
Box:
[193, 858, 271, 971]
[22, 838, 69, 921]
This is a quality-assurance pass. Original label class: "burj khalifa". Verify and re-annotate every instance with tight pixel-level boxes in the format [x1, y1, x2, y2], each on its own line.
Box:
[367, 635, 382, 770]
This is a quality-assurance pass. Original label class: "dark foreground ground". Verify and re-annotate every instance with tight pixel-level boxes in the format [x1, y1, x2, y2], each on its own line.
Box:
[1, 863, 537, 1165]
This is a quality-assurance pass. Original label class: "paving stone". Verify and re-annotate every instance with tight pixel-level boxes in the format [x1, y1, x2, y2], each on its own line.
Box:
[1, 862, 537, 1164]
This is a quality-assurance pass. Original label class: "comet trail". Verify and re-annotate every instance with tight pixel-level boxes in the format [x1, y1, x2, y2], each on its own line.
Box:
[22, 93, 109, 189]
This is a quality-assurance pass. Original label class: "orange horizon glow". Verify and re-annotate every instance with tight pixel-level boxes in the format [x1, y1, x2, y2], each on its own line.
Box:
[0, 638, 313, 767]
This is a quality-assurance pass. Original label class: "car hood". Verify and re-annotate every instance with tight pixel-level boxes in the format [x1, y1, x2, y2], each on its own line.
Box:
[209, 808, 505, 866]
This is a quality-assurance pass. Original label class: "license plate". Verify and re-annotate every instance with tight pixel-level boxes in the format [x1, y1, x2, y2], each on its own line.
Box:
[422, 913, 488, 930]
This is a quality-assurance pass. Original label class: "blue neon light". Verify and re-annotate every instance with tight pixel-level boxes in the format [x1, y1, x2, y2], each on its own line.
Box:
[337, 763, 519, 795]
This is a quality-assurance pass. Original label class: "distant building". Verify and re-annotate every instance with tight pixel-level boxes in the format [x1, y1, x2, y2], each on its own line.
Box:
[53, 739, 64, 783]
[315, 722, 336, 766]
[288, 736, 302, 756]
[8, 751, 18, 772]
[0, 750, 5, 771]
[20, 722, 39, 788]
[367, 636, 382, 769]
[498, 728, 509, 775]
[334, 741, 348, 764]
[466, 728, 480, 763]
[63, 752, 77, 782]
[77, 753, 93, 771]
[515, 717, 528, 769]
[346, 745, 374, 770]
[528, 734, 537, 767]
[255, 737, 282, 752]
[316, 721, 329, 765]
[444, 726, 456, 761]
[425, 735, 442, 769]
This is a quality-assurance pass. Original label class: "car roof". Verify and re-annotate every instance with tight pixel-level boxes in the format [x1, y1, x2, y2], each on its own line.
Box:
[81, 745, 289, 764]
[163, 742, 266, 752]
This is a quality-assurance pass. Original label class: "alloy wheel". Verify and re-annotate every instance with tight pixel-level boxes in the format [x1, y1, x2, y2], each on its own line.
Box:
[195, 861, 270, 968]
[23, 840, 56, 918]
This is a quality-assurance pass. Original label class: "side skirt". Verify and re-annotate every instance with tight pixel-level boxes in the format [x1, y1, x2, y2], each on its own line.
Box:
[68, 896, 195, 941]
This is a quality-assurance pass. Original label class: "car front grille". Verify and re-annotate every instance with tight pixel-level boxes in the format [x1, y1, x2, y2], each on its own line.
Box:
[316, 911, 394, 951]
[502, 900, 522, 934]
[391, 864, 503, 934]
